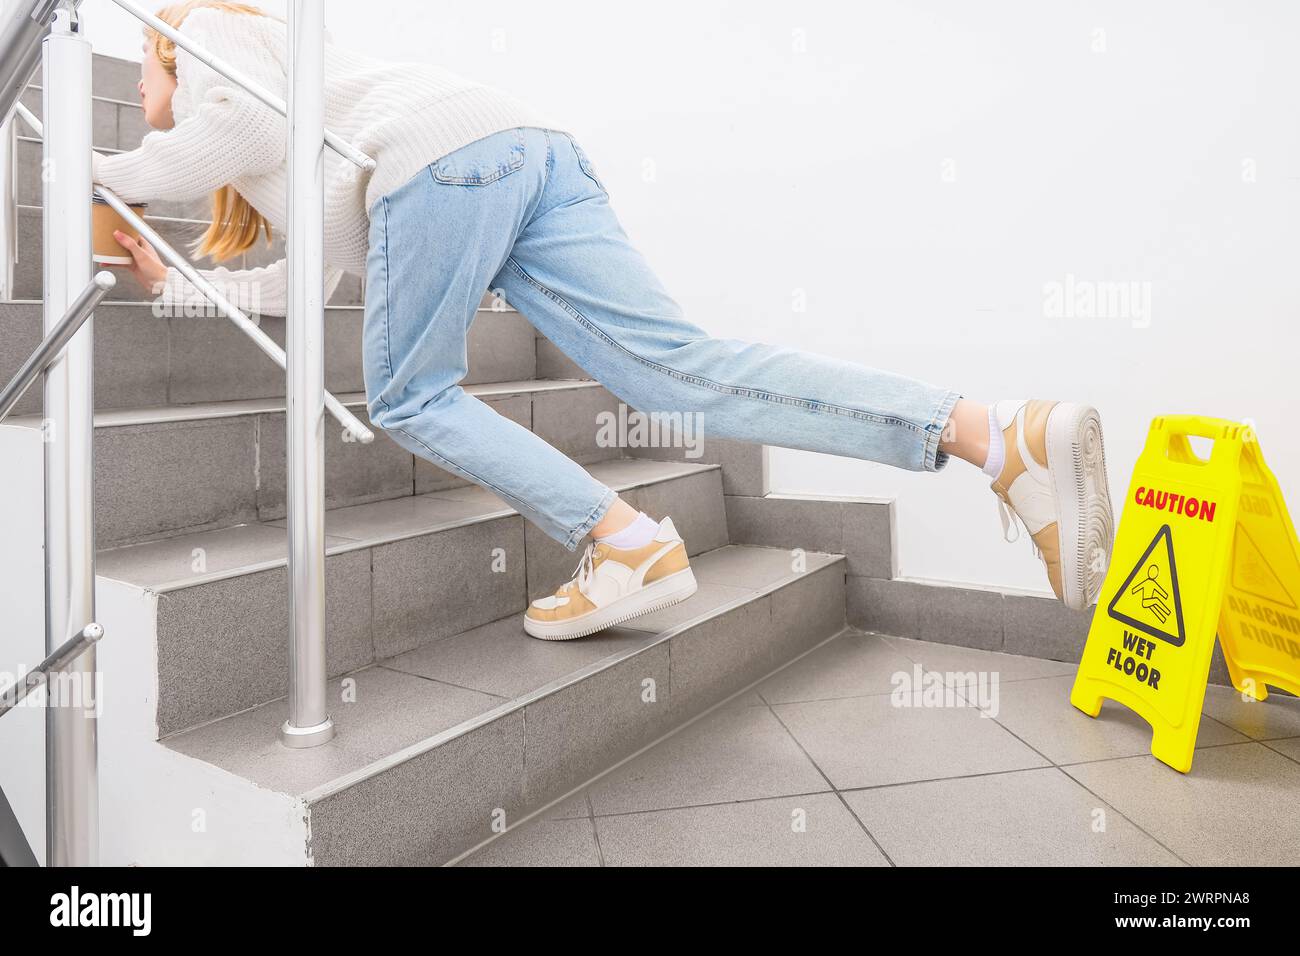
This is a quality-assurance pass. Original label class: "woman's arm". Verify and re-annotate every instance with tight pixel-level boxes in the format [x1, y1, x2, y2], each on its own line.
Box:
[113, 227, 347, 321]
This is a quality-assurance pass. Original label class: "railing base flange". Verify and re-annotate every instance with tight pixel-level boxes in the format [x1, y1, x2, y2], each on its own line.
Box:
[279, 717, 335, 749]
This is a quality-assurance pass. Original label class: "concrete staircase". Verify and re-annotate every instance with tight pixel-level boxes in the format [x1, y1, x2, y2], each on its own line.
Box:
[0, 54, 867, 865]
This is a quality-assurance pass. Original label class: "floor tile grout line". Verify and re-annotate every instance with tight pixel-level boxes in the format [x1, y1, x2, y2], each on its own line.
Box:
[1197, 709, 1252, 739]
[875, 632, 1284, 712]
[868, 651, 1197, 862]
[960, 675, 1201, 861]
[761, 671, 1080, 709]
[831, 791, 896, 867]
[756, 686, 897, 866]
[549, 762, 1190, 827]
[830, 762, 1177, 868]
[1257, 738, 1300, 766]
[883, 640, 1072, 770]
[830, 764, 1064, 797]
[569, 787, 837, 822]
[1053, 737, 1268, 770]
[875, 631, 1079, 671]
[1052, 765, 1192, 866]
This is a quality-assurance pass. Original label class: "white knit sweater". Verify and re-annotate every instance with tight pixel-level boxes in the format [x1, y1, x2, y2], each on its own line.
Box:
[92, 6, 562, 317]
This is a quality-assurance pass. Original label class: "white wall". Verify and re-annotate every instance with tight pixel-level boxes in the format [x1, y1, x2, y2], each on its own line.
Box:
[81, 0, 1300, 596]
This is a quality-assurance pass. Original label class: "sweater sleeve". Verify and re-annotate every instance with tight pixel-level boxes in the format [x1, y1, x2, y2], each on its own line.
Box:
[93, 83, 286, 203]
[153, 259, 347, 322]
[93, 8, 288, 202]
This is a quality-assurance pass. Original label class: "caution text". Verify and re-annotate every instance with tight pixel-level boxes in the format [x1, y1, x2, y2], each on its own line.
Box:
[1134, 486, 1216, 523]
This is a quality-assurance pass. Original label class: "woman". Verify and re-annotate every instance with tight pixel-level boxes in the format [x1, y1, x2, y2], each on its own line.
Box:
[97, 0, 1115, 641]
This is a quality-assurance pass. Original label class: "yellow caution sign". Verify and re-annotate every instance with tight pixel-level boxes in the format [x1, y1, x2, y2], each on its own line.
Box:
[1070, 415, 1300, 773]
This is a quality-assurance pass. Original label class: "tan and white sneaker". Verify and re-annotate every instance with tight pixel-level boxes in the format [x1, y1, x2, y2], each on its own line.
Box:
[989, 400, 1115, 610]
[524, 516, 699, 640]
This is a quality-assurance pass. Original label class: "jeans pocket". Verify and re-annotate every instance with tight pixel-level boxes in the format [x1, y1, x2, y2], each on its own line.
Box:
[568, 135, 607, 195]
[431, 127, 526, 185]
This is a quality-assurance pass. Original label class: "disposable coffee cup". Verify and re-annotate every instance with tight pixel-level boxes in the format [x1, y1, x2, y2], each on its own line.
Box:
[91, 195, 148, 266]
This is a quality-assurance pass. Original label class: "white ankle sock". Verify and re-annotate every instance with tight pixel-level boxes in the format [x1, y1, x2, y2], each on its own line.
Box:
[597, 511, 660, 548]
[981, 404, 1005, 478]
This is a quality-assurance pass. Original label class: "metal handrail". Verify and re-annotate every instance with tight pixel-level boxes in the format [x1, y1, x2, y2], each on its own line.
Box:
[0, 271, 114, 425]
[0, 0, 64, 300]
[109, 0, 375, 172]
[12, 102, 373, 444]
[0, 0, 63, 130]
[12, 100, 39, 136]
[0, 619, 104, 868]
[0, 623, 104, 719]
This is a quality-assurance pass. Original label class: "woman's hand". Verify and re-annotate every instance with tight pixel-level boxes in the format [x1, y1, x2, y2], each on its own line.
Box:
[112, 229, 169, 294]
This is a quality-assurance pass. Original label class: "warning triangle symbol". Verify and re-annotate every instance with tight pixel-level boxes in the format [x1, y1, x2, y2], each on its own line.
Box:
[1107, 523, 1187, 647]
[1231, 524, 1297, 609]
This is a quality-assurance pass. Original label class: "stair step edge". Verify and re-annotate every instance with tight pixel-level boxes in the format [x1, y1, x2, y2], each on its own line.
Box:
[97, 458, 725, 592]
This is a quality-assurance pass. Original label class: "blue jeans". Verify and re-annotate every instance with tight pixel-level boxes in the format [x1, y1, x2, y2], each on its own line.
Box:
[363, 126, 962, 551]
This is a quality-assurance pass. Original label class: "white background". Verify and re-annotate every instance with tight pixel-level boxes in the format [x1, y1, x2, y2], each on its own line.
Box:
[80, 0, 1300, 596]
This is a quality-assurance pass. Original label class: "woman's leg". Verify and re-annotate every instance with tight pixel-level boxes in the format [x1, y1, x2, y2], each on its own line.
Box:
[494, 130, 968, 491]
[589, 394, 992, 538]
[362, 127, 619, 551]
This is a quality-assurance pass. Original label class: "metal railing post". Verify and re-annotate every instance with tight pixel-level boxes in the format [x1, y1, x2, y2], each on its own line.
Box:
[41, 3, 97, 866]
[280, 0, 332, 749]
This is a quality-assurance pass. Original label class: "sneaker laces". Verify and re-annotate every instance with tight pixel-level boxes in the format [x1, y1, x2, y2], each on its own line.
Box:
[996, 497, 1021, 543]
[996, 497, 1043, 560]
[560, 542, 599, 598]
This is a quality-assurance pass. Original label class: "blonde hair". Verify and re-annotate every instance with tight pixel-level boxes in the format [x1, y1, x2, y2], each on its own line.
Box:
[149, 1, 279, 262]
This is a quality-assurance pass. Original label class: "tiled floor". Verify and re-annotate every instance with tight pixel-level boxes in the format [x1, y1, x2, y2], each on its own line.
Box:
[456, 629, 1300, 866]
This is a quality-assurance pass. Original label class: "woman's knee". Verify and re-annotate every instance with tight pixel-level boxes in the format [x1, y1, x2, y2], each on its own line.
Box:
[367, 380, 461, 438]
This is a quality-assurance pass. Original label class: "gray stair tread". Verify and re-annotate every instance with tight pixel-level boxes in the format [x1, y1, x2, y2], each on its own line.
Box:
[96, 458, 722, 590]
[96, 523, 359, 588]
[161, 544, 845, 797]
[4, 380, 599, 430]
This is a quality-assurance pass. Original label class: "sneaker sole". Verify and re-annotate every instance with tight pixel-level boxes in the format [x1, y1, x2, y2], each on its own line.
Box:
[523, 567, 699, 641]
[1046, 403, 1115, 610]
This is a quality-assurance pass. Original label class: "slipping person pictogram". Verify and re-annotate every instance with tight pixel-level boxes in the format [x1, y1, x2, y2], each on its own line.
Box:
[1130, 564, 1171, 623]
